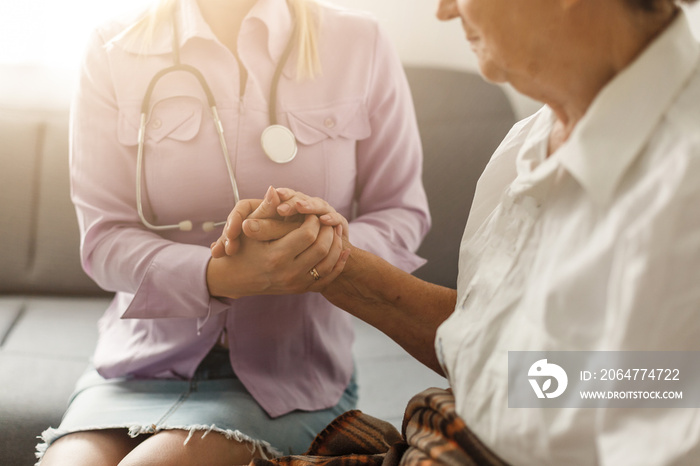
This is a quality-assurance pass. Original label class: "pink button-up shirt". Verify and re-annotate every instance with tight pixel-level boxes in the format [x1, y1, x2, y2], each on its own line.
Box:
[70, 0, 429, 417]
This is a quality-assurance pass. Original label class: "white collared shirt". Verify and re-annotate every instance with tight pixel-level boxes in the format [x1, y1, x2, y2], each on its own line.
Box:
[436, 12, 700, 465]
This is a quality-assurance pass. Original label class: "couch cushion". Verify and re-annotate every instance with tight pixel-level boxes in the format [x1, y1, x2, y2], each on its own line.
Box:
[0, 296, 108, 466]
[0, 353, 94, 466]
[0, 296, 108, 358]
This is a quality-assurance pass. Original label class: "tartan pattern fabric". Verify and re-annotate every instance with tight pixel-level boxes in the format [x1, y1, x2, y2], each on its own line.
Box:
[250, 388, 509, 466]
[400, 388, 510, 466]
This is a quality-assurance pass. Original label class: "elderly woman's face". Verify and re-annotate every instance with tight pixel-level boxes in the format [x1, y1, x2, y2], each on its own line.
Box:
[436, 0, 555, 84]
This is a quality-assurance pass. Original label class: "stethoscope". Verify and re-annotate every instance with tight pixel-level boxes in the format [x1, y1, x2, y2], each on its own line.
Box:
[136, 9, 298, 232]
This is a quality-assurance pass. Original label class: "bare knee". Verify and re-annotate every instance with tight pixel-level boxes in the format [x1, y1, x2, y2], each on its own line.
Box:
[40, 429, 143, 466]
[118, 429, 262, 466]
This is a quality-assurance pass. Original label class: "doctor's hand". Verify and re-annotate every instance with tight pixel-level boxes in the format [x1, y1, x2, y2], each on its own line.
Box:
[210, 186, 295, 258]
[206, 211, 349, 299]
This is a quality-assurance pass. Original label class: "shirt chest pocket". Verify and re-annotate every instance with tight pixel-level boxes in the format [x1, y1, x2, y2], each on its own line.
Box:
[116, 96, 230, 223]
[285, 100, 371, 146]
[117, 96, 204, 147]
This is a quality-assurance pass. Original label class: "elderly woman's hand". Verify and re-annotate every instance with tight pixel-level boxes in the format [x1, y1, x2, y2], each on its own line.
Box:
[273, 188, 350, 240]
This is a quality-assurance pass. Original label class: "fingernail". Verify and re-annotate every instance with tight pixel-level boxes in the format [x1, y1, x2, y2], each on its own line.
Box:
[320, 214, 331, 222]
[247, 220, 260, 232]
[264, 186, 274, 203]
[278, 204, 290, 214]
[224, 239, 229, 249]
[298, 201, 310, 210]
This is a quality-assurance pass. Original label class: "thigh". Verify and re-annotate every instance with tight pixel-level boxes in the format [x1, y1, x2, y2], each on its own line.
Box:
[118, 429, 262, 466]
[39, 429, 144, 466]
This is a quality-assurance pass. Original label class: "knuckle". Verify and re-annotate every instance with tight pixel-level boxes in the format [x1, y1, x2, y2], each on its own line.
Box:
[299, 228, 317, 245]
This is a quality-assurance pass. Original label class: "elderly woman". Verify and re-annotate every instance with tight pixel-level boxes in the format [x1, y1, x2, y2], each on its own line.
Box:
[215, 0, 700, 464]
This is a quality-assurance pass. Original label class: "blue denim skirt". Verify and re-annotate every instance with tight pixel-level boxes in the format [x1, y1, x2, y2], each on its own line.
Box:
[36, 347, 358, 462]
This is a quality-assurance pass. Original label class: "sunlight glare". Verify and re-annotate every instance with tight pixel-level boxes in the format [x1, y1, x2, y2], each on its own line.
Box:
[0, 0, 148, 68]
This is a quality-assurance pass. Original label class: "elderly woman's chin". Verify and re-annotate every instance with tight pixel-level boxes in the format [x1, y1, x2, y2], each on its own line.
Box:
[468, 43, 507, 83]
[474, 57, 508, 85]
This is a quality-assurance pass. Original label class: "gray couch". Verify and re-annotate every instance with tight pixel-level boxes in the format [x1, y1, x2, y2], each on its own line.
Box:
[0, 66, 515, 465]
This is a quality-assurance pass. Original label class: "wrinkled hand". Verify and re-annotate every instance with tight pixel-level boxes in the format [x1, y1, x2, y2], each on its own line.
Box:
[273, 187, 350, 240]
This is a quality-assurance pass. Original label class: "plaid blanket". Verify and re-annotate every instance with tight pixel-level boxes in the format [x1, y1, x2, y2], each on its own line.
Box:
[251, 387, 510, 466]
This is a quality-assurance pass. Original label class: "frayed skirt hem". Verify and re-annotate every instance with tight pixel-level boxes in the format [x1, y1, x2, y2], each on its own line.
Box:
[34, 423, 283, 465]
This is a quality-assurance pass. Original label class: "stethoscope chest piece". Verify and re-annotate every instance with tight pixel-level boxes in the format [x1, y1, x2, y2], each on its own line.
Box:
[261, 124, 298, 164]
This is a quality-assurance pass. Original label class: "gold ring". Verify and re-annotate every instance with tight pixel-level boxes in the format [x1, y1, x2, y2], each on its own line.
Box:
[309, 267, 321, 281]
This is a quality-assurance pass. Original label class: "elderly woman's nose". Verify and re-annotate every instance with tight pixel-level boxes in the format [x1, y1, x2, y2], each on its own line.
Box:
[436, 0, 460, 21]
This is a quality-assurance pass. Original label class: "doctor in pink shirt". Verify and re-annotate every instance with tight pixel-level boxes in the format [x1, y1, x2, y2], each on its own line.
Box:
[37, 0, 429, 464]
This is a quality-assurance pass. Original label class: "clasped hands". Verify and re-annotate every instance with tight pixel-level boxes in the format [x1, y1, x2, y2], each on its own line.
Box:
[206, 186, 351, 299]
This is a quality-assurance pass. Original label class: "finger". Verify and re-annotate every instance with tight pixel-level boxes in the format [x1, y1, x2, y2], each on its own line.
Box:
[293, 196, 337, 216]
[292, 223, 336, 277]
[275, 187, 298, 201]
[268, 214, 322, 257]
[319, 212, 349, 240]
[308, 247, 351, 292]
[248, 186, 282, 220]
[318, 212, 344, 226]
[211, 239, 225, 258]
[308, 226, 344, 279]
[218, 198, 263, 255]
[276, 191, 310, 217]
[242, 218, 304, 241]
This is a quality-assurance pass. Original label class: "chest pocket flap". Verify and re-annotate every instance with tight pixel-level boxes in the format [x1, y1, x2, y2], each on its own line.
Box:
[118, 96, 203, 146]
[286, 100, 371, 146]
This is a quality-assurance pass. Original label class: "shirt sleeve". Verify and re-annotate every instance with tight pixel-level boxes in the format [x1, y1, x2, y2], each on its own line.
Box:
[70, 28, 225, 320]
[348, 22, 431, 273]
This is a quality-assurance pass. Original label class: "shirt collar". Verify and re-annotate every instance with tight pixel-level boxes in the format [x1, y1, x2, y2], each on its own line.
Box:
[508, 106, 559, 203]
[112, 0, 295, 72]
[558, 11, 700, 206]
[245, 0, 295, 69]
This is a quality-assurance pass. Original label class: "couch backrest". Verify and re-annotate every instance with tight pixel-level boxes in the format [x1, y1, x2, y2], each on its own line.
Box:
[405, 66, 516, 288]
[0, 107, 107, 296]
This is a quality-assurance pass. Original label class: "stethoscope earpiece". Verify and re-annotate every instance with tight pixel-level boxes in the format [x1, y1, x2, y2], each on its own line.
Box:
[261, 125, 298, 164]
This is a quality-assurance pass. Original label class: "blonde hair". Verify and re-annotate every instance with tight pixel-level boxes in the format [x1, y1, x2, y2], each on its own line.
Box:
[119, 0, 321, 79]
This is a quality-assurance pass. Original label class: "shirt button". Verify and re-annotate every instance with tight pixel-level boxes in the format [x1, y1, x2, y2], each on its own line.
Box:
[324, 118, 335, 129]
[151, 119, 162, 129]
